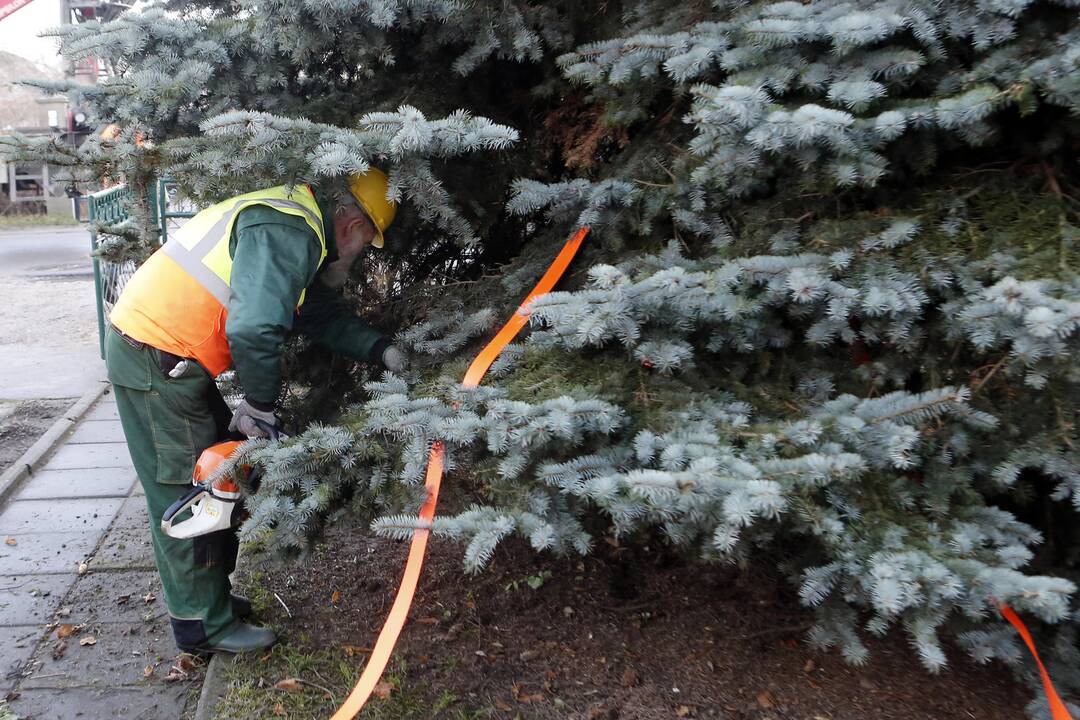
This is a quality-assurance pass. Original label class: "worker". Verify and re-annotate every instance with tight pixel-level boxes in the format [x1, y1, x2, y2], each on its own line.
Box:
[104, 170, 408, 654]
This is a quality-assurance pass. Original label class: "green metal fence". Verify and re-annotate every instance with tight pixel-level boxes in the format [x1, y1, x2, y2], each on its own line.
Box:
[86, 179, 199, 357]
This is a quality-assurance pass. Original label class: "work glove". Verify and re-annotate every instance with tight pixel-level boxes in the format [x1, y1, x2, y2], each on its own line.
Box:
[382, 345, 409, 373]
[229, 399, 279, 439]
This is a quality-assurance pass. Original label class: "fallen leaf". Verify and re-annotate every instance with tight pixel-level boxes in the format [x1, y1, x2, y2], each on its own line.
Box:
[330, 590, 341, 605]
[4, 691, 20, 702]
[116, 594, 131, 605]
[4, 537, 16, 546]
[372, 680, 394, 700]
[163, 668, 187, 683]
[163, 654, 201, 683]
[143, 665, 154, 678]
[175, 654, 199, 672]
[511, 682, 544, 703]
[756, 691, 775, 709]
[274, 678, 303, 693]
[619, 668, 639, 687]
[143, 592, 156, 604]
[676, 706, 693, 717]
[56, 623, 77, 639]
[342, 645, 371, 657]
[273, 702, 287, 716]
[79, 635, 97, 646]
[494, 698, 512, 711]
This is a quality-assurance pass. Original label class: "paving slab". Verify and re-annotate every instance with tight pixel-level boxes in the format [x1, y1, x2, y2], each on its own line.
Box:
[64, 569, 162, 624]
[42, 443, 131, 470]
[0, 532, 99, 574]
[0, 573, 77, 626]
[83, 402, 122, 422]
[65, 420, 127, 445]
[21, 619, 177, 689]
[15, 467, 137, 501]
[112, 495, 151, 531]
[7, 683, 192, 719]
[0, 625, 44, 691]
[0, 498, 124, 536]
[90, 524, 156, 571]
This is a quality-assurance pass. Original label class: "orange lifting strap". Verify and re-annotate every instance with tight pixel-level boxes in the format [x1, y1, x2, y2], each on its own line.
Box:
[331, 226, 589, 720]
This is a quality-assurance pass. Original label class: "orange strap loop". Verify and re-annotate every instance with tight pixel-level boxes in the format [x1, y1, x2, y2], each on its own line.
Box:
[999, 604, 1074, 720]
[331, 227, 589, 720]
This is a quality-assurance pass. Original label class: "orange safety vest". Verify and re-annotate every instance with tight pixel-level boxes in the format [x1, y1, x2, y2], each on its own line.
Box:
[110, 185, 328, 376]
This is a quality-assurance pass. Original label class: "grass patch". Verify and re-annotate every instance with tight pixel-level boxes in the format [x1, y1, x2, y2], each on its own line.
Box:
[0, 213, 81, 229]
[213, 642, 489, 719]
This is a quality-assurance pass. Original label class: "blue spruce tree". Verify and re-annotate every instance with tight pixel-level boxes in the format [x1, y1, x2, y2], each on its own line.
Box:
[5, 0, 1080, 707]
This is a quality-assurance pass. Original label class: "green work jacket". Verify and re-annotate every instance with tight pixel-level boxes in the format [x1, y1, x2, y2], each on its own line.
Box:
[224, 194, 388, 406]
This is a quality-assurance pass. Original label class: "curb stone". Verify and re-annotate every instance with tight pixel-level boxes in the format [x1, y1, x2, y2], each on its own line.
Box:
[193, 654, 228, 720]
[0, 376, 111, 506]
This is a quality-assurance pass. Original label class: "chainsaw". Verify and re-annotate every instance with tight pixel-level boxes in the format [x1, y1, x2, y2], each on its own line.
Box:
[160, 421, 279, 539]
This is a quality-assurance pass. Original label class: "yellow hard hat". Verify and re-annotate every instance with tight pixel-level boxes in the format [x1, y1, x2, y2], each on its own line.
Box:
[347, 167, 397, 248]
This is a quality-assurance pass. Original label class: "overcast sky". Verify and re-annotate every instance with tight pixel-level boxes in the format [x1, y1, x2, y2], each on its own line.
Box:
[0, 0, 66, 69]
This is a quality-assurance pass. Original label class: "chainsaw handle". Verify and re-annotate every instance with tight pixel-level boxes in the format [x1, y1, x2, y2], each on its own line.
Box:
[161, 483, 208, 533]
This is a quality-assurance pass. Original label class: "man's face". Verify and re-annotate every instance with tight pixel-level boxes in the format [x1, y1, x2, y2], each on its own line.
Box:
[323, 201, 375, 288]
[334, 201, 376, 259]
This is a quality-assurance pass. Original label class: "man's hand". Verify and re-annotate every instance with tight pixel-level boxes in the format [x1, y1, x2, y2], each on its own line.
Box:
[229, 399, 279, 439]
[382, 345, 409, 373]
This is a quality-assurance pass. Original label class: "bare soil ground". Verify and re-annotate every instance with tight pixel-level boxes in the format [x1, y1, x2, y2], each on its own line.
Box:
[0, 399, 70, 475]
[231, 526, 1031, 719]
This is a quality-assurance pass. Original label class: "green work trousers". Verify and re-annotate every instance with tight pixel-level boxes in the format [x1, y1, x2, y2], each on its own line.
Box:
[104, 327, 240, 649]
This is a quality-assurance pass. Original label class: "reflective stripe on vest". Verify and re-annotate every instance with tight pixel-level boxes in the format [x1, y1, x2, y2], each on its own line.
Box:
[109, 185, 327, 376]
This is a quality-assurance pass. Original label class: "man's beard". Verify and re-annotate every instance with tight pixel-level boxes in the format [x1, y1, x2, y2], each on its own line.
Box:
[320, 257, 353, 289]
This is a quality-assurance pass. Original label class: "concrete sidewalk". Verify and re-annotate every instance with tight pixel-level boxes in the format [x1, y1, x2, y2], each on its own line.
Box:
[0, 389, 200, 718]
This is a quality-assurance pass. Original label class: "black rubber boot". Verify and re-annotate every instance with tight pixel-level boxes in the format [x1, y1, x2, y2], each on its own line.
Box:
[208, 622, 277, 654]
[231, 593, 253, 619]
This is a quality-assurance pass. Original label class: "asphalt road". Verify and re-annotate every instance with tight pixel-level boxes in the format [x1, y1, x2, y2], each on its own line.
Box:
[0, 225, 104, 402]
[0, 226, 95, 278]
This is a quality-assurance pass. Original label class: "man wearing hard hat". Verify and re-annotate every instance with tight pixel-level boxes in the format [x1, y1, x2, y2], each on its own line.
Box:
[105, 170, 407, 654]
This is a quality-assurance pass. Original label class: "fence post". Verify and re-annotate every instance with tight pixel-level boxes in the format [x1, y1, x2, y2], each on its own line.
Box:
[88, 191, 107, 359]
